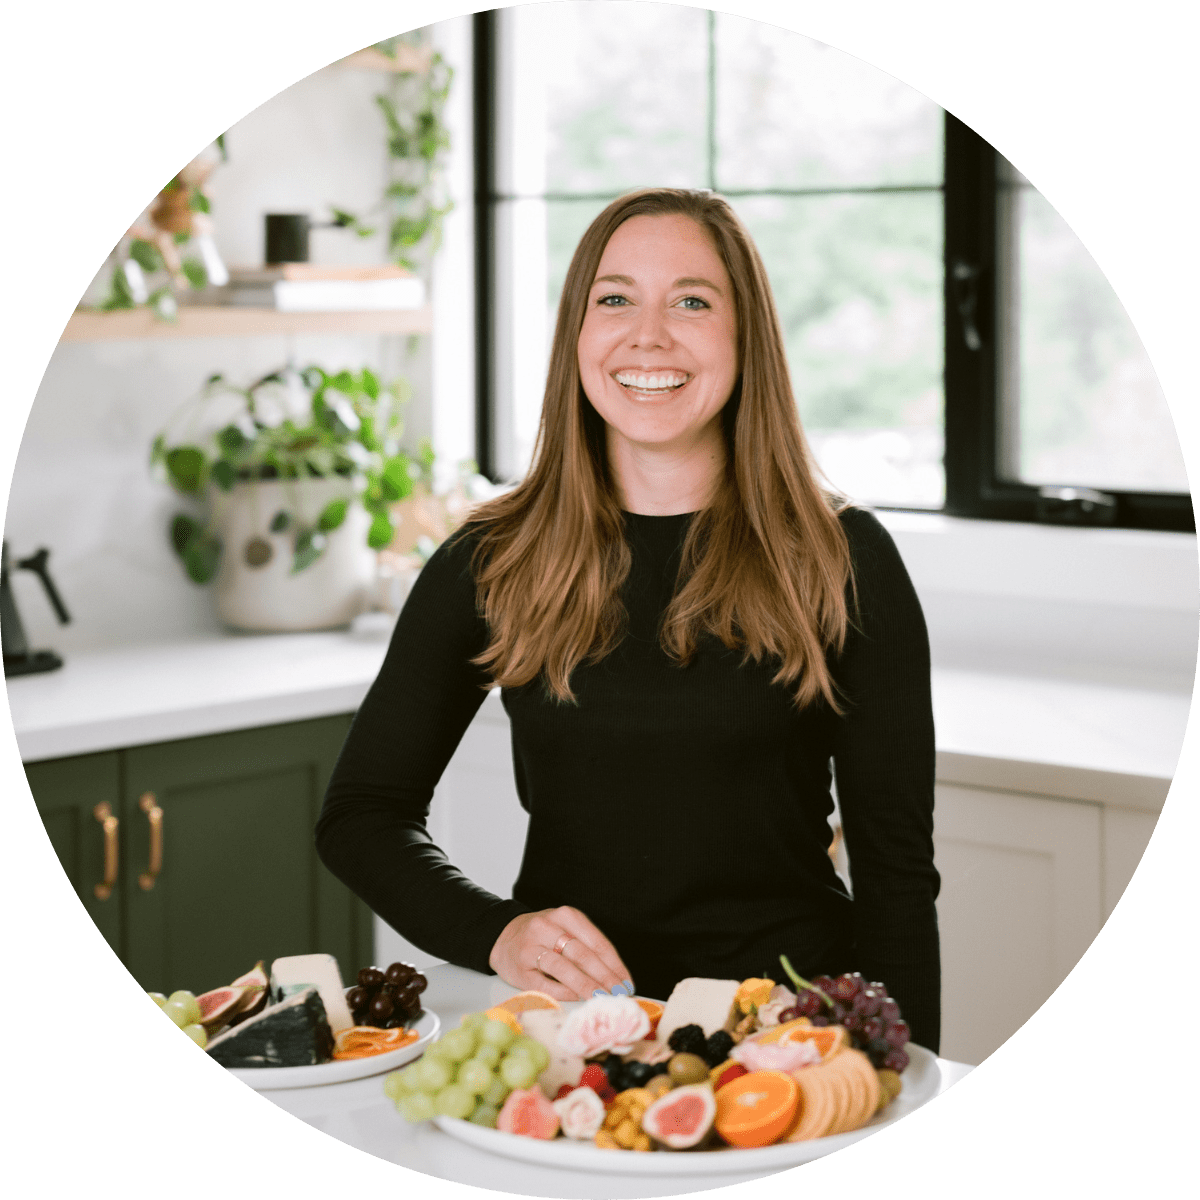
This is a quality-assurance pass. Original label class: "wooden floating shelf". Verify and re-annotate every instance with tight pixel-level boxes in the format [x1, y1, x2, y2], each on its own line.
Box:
[341, 45, 433, 73]
[61, 305, 433, 343]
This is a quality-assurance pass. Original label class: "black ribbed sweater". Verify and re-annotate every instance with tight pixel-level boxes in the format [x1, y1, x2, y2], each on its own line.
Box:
[315, 506, 941, 1051]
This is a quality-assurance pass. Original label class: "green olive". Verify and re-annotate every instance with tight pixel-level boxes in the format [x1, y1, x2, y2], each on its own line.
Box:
[667, 1052, 709, 1086]
[644, 1073, 674, 1098]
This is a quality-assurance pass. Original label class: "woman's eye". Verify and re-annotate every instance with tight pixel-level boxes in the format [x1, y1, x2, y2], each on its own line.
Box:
[676, 295, 710, 310]
[596, 293, 629, 307]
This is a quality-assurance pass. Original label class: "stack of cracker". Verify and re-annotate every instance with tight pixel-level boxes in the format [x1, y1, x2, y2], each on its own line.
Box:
[785, 1046, 890, 1141]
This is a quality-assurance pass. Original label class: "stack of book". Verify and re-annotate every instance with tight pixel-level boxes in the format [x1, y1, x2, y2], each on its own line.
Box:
[223, 264, 425, 312]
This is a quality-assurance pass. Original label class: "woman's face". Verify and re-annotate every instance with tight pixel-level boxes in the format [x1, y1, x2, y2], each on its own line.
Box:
[577, 213, 738, 458]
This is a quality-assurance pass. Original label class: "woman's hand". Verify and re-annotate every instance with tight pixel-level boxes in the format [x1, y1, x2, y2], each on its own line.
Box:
[489, 906, 634, 1001]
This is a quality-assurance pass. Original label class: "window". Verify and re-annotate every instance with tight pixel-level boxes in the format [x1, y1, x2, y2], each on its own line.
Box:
[473, 5, 1192, 533]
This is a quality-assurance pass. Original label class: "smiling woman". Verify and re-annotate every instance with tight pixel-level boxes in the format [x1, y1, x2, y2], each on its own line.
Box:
[316, 188, 942, 1052]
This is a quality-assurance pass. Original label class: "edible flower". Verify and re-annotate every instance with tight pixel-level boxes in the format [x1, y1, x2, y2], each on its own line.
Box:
[735, 977, 775, 1015]
[557, 995, 650, 1058]
[552, 1085, 607, 1140]
[729, 1037, 822, 1073]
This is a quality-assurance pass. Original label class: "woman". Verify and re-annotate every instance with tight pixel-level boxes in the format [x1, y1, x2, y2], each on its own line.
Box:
[316, 188, 941, 1052]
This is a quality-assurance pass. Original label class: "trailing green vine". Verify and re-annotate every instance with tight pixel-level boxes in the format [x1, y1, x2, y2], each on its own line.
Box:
[331, 32, 454, 271]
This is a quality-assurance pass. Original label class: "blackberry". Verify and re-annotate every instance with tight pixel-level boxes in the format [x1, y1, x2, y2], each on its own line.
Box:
[703, 1031, 734, 1067]
[667, 1023, 707, 1057]
[620, 1061, 656, 1088]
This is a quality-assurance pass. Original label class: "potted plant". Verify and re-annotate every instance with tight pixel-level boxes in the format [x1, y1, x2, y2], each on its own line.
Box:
[151, 364, 431, 631]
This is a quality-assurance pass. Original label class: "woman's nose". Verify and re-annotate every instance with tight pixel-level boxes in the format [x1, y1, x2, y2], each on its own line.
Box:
[629, 302, 672, 349]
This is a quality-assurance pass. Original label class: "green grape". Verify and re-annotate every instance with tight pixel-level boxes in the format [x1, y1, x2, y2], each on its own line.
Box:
[162, 999, 194, 1028]
[499, 1054, 539, 1090]
[434, 1084, 476, 1119]
[461, 1011, 488, 1032]
[166, 991, 202, 1025]
[383, 1071, 409, 1102]
[398, 1092, 437, 1123]
[440, 1027, 478, 1062]
[457, 1058, 494, 1097]
[480, 1019, 516, 1050]
[147, 992, 168, 1008]
[473, 1043, 502, 1068]
[396, 1063, 424, 1092]
[425, 1037, 457, 1061]
[415, 1056, 453, 1093]
[469, 1102, 500, 1128]
[508, 1037, 550, 1073]
[482, 1076, 511, 1108]
[181, 1023, 207, 1048]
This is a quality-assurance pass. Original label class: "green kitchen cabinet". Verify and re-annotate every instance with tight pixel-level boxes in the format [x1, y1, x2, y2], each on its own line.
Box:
[25, 749, 124, 956]
[25, 713, 373, 995]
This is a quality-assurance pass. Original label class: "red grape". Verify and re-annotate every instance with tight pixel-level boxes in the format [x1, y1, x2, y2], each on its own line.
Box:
[777, 1005, 803, 1024]
[853, 989, 882, 1018]
[830, 973, 861, 1002]
[883, 1047, 909, 1072]
[861, 1016, 885, 1042]
[885, 1020, 910, 1049]
[879, 997, 901, 1022]
[797, 990, 825, 1018]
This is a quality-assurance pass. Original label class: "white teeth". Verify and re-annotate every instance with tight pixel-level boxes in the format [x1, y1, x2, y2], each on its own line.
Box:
[615, 371, 688, 392]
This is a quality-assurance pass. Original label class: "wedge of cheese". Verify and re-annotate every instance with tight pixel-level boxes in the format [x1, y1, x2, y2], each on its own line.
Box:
[269, 953, 354, 1034]
[519, 1008, 584, 1099]
[655, 978, 742, 1047]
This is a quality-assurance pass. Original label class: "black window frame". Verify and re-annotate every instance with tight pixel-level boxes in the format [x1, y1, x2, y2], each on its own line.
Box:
[472, 10, 1194, 534]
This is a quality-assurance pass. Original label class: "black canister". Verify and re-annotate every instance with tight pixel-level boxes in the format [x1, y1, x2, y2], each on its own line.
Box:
[265, 213, 311, 264]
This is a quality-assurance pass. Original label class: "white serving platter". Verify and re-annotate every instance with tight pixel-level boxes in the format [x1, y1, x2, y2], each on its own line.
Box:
[434, 1044, 939, 1175]
[227, 1009, 440, 1091]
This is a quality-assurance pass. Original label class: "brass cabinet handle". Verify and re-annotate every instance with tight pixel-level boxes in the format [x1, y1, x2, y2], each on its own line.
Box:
[93, 802, 119, 901]
[138, 792, 163, 891]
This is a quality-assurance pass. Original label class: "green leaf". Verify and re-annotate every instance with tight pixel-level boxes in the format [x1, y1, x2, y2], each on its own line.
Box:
[292, 527, 327, 573]
[215, 132, 228, 160]
[216, 424, 246, 455]
[170, 513, 200, 557]
[330, 208, 358, 227]
[188, 188, 211, 214]
[181, 258, 208, 289]
[317, 498, 348, 532]
[380, 454, 413, 502]
[148, 287, 177, 320]
[129, 238, 163, 273]
[355, 226, 377, 239]
[269, 510, 291, 533]
[361, 368, 380, 400]
[182, 532, 222, 584]
[367, 513, 394, 550]
[165, 446, 207, 494]
[329, 370, 355, 395]
[210, 459, 236, 491]
[100, 263, 136, 311]
[358, 415, 379, 453]
[173, 231, 190, 245]
[417, 438, 435, 471]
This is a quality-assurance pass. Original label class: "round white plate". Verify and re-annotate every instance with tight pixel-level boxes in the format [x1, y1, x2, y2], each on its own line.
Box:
[434, 1044, 939, 1175]
[227, 1009, 440, 1091]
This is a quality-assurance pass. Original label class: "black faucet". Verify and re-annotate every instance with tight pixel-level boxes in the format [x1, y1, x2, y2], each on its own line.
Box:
[1, 541, 71, 677]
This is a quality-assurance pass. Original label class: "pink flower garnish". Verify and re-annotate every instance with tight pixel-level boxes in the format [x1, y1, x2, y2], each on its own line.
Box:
[552, 1085, 606, 1140]
[557, 995, 650, 1058]
[730, 1038, 822, 1073]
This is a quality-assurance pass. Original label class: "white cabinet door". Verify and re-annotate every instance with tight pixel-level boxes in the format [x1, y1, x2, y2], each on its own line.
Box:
[1102, 805, 1159, 920]
[934, 784, 1102, 1066]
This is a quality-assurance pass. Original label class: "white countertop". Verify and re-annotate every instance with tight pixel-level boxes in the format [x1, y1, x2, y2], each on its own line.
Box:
[6, 629, 1190, 811]
[254, 964, 972, 1198]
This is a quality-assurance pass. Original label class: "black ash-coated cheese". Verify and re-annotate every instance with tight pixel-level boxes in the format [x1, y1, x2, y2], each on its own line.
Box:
[206, 988, 334, 1068]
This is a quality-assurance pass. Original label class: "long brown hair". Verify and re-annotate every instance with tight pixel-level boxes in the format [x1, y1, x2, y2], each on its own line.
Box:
[465, 188, 853, 709]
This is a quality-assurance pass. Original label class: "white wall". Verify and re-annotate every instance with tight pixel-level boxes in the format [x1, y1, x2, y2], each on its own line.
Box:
[5, 35, 478, 655]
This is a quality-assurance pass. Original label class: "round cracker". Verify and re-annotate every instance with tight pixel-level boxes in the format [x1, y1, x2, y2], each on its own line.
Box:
[786, 1068, 835, 1141]
[831, 1049, 878, 1132]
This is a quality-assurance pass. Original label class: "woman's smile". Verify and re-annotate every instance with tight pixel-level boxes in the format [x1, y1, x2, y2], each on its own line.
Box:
[611, 369, 693, 398]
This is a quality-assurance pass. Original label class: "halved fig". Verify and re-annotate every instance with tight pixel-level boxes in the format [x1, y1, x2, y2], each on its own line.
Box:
[196, 986, 247, 1028]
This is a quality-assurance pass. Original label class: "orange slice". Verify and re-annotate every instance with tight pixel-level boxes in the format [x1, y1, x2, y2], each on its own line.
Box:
[776, 1023, 847, 1060]
[483, 1007, 524, 1034]
[493, 990, 562, 1015]
[714, 1070, 800, 1148]
[635, 997, 664, 1037]
[750, 1017, 813, 1045]
[331, 1026, 419, 1060]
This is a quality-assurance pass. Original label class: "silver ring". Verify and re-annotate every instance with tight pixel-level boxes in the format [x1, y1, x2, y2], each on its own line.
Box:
[536, 949, 550, 973]
[553, 934, 575, 955]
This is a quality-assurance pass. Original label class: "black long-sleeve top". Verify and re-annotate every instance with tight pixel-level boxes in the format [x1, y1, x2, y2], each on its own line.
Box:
[316, 505, 941, 1051]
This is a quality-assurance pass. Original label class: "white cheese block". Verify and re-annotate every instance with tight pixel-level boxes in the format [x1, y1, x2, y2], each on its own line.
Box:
[269, 953, 354, 1034]
[519, 1009, 584, 1099]
[655, 978, 741, 1047]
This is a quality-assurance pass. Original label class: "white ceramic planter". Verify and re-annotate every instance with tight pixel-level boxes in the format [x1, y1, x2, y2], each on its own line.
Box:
[211, 478, 376, 632]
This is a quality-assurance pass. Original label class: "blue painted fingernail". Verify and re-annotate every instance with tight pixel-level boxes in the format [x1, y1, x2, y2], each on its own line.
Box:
[610, 982, 632, 996]
[592, 988, 607, 998]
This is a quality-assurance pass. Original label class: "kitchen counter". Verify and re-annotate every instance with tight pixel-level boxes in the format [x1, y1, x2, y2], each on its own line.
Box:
[7, 630, 1190, 813]
[256, 963, 973, 1198]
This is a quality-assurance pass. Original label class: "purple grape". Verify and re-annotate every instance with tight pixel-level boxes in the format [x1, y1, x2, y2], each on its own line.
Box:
[810, 975, 835, 995]
[829, 974, 860, 1002]
[345, 985, 369, 1015]
[368, 992, 394, 1024]
[853, 989, 882, 1018]
[883, 1047, 910, 1073]
[861, 1016, 886, 1042]
[811, 1014, 830, 1027]
[777, 1005, 803, 1024]
[885, 1020, 911, 1049]
[796, 990, 825, 1018]
[841, 1013, 863, 1034]
[358, 967, 385, 989]
[407, 974, 428, 995]
[868, 981, 888, 997]
[879, 997, 901, 1022]
[830, 1000, 849, 1024]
